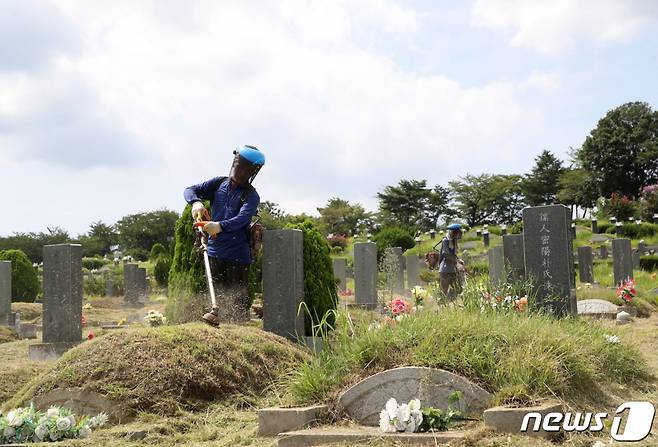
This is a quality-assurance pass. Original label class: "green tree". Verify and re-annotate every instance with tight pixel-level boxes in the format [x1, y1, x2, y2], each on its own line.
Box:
[557, 168, 599, 217]
[448, 174, 496, 226]
[521, 150, 564, 206]
[78, 221, 118, 258]
[115, 209, 179, 260]
[317, 197, 371, 236]
[489, 175, 526, 223]
[377, 179, 451, 231]
[577, 102, 658, 198]
[0, 227, 72, 263]
[257, 201, 288, 230]
[0, 249, 39, 302]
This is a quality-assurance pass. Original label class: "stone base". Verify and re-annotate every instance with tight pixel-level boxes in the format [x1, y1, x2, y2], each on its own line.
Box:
[258, 405, 327, 436]
[277, 427, 465, 447]
[19, 323, 38, 339]
[483, 402, 563, 440]
[31, 387, 131, 424]
[28, 342, 81, 361]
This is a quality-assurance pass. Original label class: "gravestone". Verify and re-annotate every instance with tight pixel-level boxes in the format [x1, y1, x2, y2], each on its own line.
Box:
[386, 247, 405, 295]
[429, 230, 436, 240]
[0, 261, 11, 326]
[522, 205, 576, 317]
[354, 242, 378, 310]
[405, 255, 421, 289]
[615, 222, 623, 236]
[105, 274, 114, 297]
[487, 246, 504, 287]
[577, 299, 617, 319]
[500, 224, 507, 235]
[599, 245, 608, 260]
[632, 250, 640, 270]
[262, 229, 305, 340]
[332, 258, 347, 292]
[577, 246, 594, 283]
[502, 234, 525, 281]
[123, 264, 138, 305]
[338, 367, 492, 426]
[29, 244, 82, 361]
[136, 267, 148, 304]
[591, 218, 598, 234]
[612, 238, 633, 285]
[482, 231, 490, 248]
[476, 229, 482, 237]
[638, 240, 647, 254]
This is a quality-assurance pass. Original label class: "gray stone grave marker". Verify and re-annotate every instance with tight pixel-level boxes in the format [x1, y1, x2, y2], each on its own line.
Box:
[599, 245, 608, 259]
[522, 205, 576, 317]
[332, 258, 347, 292]
[632, 250, 640, 270]
[488, 246, 504, 287]
[354, 242, 377, 309]
[0, 261, 11, 326]
[577, 246, 594, 283]
[137, 267, 148, 304]
[123, 264, 140, 306]
[502, 234, 525, 281]
[262, 229, 305, 340]
[390, 247, 405, 295]
[591, 218, 598, 234]
[405, 254, 421, 289]
[29, 244, 82, 360]
[612, 238, 633, 285]
[482, 231, 490, 248]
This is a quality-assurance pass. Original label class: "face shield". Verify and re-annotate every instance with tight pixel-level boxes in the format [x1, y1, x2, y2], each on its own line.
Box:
[447, 229, 462, 240]
[229, 152, 262, 186]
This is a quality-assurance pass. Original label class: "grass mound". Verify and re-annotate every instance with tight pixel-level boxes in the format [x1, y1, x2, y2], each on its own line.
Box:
[11, 302, 42, 322]
[287, 308, 654, 408]
[0, 327, 17, 344]
[7, 323, 309, 415]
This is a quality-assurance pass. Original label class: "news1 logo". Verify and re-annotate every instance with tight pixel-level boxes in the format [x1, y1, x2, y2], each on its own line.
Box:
[520, 402, 655, 441]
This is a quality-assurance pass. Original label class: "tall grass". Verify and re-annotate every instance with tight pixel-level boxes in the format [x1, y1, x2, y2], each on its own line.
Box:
[286, 307, 653, 408]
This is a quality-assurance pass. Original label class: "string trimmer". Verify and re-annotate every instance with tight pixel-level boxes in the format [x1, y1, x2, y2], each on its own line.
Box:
[192, 210, 220, 327]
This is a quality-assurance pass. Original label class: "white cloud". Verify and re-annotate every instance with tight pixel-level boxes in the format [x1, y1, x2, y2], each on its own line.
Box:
[0, 0, 549, 235]
[471, 0, 658, 54]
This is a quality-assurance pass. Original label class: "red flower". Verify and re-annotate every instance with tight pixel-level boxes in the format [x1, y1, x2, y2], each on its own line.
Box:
[81, 315, 87, 327]
[87, 330, 94, 340]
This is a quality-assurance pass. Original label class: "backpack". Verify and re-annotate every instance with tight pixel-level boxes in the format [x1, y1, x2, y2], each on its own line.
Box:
[212, 176, 264, 258]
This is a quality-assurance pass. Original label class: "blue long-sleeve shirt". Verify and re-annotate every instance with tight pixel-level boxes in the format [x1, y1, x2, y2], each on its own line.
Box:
[183, 176, 260, 264]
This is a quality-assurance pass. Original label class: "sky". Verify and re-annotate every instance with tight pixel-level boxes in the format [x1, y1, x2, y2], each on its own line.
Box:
[1, 0, 658, 236]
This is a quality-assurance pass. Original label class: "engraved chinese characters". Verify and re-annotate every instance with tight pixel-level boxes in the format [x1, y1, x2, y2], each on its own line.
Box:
[522, 205, 576, 317]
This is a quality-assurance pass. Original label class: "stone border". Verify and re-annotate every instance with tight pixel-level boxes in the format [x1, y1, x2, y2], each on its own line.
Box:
[258, 405, 327, 436]
[483, 402, 563, 440]
[30, 388, 131, 424]
[277, 427, 466, 447]
[28, 342, 81, 362]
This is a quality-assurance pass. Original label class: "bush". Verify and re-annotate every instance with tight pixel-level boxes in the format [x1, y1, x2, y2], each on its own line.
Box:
[81, 257, 108, 270]
[149, 243, 167, 261]
[373, 227, 415, 259]
[640, 255, 658, 272]
[153, 256, 171, 287]
[83, 273, 105, 297]
[597, 222, 613, 234]
[603, 193, 638, 220]
[620, 223, 658, 239]
[0, 250, 39, 303]
[327, 234, 348, 249]
[509, 221, 523, 234]
[286, 220, 339, 336]
[639, 185, 658, 221]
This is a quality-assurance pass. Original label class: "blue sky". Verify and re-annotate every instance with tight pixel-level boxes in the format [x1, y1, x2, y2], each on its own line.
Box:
[1, 0, 657, 236]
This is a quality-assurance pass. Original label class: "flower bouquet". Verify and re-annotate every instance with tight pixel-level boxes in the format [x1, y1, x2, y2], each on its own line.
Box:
[385, 298, 411, 319]
[144, 310, 167, 327]
[0, 405, 107, 444]
[379, 398, 423, 433]
[616, 278, 637, 304]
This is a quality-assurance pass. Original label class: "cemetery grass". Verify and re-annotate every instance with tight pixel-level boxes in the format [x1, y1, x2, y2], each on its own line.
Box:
[286, 307, 654, 412]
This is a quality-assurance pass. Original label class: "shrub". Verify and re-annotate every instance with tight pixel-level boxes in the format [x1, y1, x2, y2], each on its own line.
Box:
[597, 222, 613, 234]
[81, 257, 108, 270]
[286, 220, 339, 336]
[619, 223, 658, 239]
[83, 273, 105, 297]
[373, 227, 415, 259]
[327, 234, 348, 249]
[149, 243, 167, 261]
[153, 256, 171, 287]
[603, 193, 638, 220]
[0, 250, 39, 303]
[640, 255, 658, 272]
[509, 221, 523, 234]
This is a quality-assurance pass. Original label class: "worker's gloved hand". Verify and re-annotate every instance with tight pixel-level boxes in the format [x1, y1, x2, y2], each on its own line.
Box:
[191, 201, 206, 221]
[203, 221, 222, 236]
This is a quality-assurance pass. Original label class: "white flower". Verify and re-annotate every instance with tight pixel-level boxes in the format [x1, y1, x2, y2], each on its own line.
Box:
[3, 426, 15, 438]
[79, 426, 92, 438]
[49, 430, 61, 441]
[405, 416, 417, 433]
[35, 425, 48, 440]
[56, 417, 72, 431]
[396, 403, 411, 422]
[89, 412, 108, 428]
[379, 409, 395, 433]
[411, 410, 423, 427]
[408, 399, 421, 412]
[7, 411, 23, 427]
[46, 406, 59, 418]
[385, 398, 398, 420]
[605, 334, 620, 344]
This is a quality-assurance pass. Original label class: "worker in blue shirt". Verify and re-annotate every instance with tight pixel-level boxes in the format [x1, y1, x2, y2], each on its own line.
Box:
[184, 145, 265, 325]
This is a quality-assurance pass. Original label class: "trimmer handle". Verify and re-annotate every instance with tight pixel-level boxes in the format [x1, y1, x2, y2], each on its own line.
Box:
[193, 220, 217, 240]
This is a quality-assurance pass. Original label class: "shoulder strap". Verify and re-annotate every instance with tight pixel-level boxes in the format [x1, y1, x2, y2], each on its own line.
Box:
[213, 177, 256, 206]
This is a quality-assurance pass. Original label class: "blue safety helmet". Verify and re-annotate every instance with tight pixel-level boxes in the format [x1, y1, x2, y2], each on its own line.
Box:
[446, 223, 462, 230]
[236, 145, 265, 166]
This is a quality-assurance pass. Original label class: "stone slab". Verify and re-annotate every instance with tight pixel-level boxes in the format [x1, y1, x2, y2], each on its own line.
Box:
[612, 238, 633, 285]
[487, 246, 504, 287]
[332, 258, 347, 292]
[577, 246, 594, 284]
[263, 229, 305, 341]
[258, 405, 327, 436]
[0, 261, 11, 326]
[19, 323, 37, 339]
[502, 234, 525, 281]
[483, 402, 563, 440]
[590, 234, 611, 243]
[28, 342, 81, 362]
[576, 299, 618, 319]
[278, 427, 466, 447]
[338, 367, 492, 426]
[30, 387, 131, 424]
[354, 242, 378, 309]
